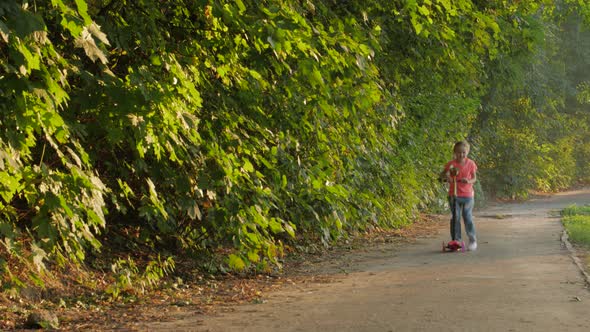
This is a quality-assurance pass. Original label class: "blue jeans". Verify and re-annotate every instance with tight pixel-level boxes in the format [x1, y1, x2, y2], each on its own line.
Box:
[448, 196, 476, 242]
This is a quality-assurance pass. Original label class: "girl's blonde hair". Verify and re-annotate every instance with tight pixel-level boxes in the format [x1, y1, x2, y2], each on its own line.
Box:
[453, 140, 470, 152]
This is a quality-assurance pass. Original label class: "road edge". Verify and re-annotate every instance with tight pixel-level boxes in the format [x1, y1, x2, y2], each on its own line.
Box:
[561, 229, 590, 288]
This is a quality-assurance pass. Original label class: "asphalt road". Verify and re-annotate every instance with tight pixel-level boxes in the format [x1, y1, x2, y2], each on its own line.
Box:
[149, 189, 590, 332]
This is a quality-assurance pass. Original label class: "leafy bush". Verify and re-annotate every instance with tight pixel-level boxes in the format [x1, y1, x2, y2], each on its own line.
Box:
[2, 0, 590, 293]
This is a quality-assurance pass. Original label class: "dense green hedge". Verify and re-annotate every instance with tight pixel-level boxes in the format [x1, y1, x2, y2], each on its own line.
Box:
[1, 0, 590, 285]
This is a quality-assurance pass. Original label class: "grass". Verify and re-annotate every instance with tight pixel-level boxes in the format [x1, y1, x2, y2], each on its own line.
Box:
[562, 205, 590, 247]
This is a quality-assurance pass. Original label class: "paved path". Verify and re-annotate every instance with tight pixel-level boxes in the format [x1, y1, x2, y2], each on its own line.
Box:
[150, 189, 590, 331]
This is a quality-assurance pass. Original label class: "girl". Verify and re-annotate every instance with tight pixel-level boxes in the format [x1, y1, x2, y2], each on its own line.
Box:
[441, 141, 478, 251]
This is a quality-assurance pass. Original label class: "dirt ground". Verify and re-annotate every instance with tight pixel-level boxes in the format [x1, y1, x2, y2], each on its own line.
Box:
[141, 189, 590, 332]
[4, 189, 590, 331]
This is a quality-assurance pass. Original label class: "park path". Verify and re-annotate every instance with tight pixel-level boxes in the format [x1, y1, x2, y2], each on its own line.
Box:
[148, 189, 590, 331]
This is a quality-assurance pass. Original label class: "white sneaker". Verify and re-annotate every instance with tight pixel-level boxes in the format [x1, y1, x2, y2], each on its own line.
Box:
[468, 241, 477, 251]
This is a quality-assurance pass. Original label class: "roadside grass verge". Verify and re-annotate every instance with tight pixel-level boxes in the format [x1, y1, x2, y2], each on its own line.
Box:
[561, 205, 590, 272]
[562, 205, 590, 246]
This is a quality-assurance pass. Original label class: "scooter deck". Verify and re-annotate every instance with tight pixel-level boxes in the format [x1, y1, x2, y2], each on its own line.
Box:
[442, 240, 465, 252]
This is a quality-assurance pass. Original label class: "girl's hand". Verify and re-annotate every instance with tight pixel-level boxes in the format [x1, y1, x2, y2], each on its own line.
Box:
[460, 178, 469, 183]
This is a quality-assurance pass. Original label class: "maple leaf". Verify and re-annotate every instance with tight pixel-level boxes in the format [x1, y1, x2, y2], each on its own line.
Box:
[74, 26, 108, 64]
[87, 22, 110, 46]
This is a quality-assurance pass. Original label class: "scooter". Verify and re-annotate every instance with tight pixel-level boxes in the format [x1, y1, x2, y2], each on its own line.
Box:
[441, 166, 465, 253]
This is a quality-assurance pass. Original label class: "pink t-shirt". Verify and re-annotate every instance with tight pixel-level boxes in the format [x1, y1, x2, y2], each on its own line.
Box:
[444, 158, 477, 198]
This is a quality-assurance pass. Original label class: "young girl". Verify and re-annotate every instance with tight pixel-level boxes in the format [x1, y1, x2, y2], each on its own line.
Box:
[441, 141, 478, 251]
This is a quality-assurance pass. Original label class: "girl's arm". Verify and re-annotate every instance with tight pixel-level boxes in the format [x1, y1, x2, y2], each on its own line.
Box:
[460, 170, 477, 184]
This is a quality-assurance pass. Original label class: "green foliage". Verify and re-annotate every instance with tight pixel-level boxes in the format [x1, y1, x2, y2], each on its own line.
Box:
[567, 0, 590, 24]
[0, 0, 108, 282]
[2, 0, 590, 291]
[562, 205, 590, 247]
[562, 204, 590, 216]
[106, 255, 175, 300]
[470, 1, 590, 198]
